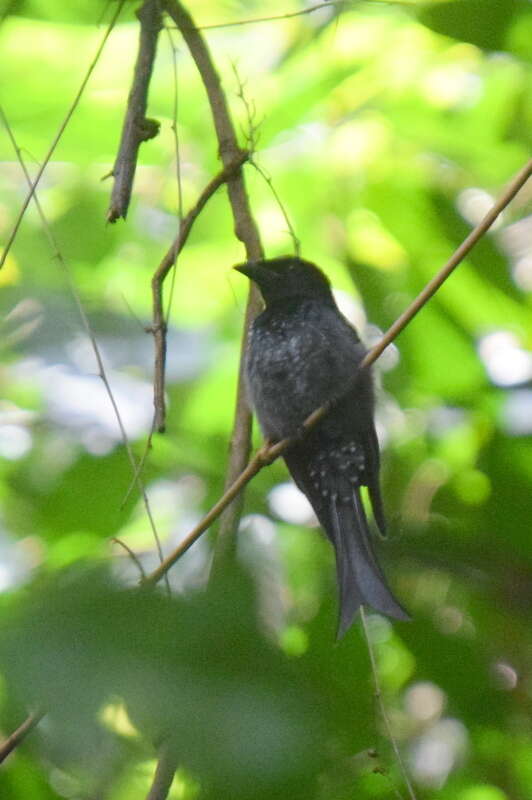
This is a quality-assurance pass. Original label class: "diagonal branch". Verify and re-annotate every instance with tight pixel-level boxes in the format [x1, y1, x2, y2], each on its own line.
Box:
[0, 710, 44, 765]
[151, 150, 249, 432]
[171, 0, 416, 33]
[360, 157, 532, 370]
[107, 0, 163, 222]
[145, 741, 179, 800]
[180, 1, 345, 31]
[143, 156, 532, 588]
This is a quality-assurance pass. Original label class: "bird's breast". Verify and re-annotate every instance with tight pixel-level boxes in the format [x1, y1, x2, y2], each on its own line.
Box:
[245, 307, 356, 439]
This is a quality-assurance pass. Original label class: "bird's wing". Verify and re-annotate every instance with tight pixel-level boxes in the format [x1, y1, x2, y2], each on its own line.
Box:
[357, 397, 387, 535]
[284, 434, 408, 635]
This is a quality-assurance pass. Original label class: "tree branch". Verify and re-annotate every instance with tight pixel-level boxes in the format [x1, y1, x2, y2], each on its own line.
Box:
[112, 537, 147, 580]
[143, 157, 532, 587]
[180, 1, 344, 31]
[360, 158, 532, 370]
[107, 0, 163, 222]
[0, 710, 44, 765]
[163, 0, 263, 552]
[145, 741, 179, 800]
[151, 150, 249, 432]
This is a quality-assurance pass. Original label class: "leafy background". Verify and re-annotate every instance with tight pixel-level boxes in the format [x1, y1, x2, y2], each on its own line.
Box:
[0, 0, 531, 798]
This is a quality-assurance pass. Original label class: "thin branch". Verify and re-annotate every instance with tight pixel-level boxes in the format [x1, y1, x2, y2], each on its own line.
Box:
[360, 608, 416, 800]
[143, 157, 532, 587]
[251, 159, 301, 256]
[151, 151, 249, 432]
[162, 25, 184, 322]
[145, 741, 179, 800]
[0, 105, 170, 595]
[166, 26, 184, 220]
[360, 157, 532, 369]
[118, 21, 190, 489]
[111, 537, 147, 580]
[190, 0, 417, 31]
[230, 62, 261, 153]
[0, 0, 126, 270]
[142, 441, 270, 587]
[188, 1, 345, 31]
[0, 710, 44, 765]
[143, 26, 184, 436]
[121, 431, 154, 509]
[163, 0, 263, 553]
[231, 66, 300, 254]
[107, 0, 163, 222]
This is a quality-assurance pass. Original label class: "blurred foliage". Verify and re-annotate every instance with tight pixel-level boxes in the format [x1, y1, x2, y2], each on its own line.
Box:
[0, 0, 531, 798]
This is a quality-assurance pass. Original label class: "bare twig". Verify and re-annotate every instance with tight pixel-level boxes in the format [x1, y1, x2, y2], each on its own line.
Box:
[360, 158, 532, 370]
[0, 0, 126, 270]
[0, 710, 44, 765]
[230, 67, 300, 253]
[186, 1, 345, 31]
[143, 157, 532, 587]
[360, 608, 416, 799]
[120, 432, 154, 509]
[112, 537, 147, 580]
[107, 0, 163, 222]
[145, 741, 179, 800]
[165, 25, 184, 224]
[191, 0, 418, 31]
[144, 26, 184, 435]
[151, 151, 249, 432]
[163, 0, 263, 552]
[230, 62, 261, 153]
[162, 25, 184, 324]
[142, 441, 271, 586]
[251, 160, 301, 256]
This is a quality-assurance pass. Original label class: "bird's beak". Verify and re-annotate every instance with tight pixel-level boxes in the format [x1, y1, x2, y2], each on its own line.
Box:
[234, 261, 280, 285]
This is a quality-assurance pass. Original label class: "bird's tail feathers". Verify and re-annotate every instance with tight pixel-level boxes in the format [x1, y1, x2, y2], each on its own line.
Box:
[329, 490, 409, 638]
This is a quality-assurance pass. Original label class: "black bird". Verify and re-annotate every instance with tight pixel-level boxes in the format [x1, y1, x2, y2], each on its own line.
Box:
[235, 256, 408, 636]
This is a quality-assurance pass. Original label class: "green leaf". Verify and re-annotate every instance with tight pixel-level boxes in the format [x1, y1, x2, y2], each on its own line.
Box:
[418, 0, 532, 59]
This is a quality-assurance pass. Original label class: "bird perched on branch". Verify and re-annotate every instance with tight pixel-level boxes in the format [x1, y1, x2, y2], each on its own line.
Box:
[235, 256, 408, 637]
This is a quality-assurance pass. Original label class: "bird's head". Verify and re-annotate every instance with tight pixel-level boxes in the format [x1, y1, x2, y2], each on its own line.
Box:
[234, 256, 334, 306]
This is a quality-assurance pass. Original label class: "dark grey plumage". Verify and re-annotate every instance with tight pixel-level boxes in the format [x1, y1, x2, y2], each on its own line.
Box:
[236, 256, 408, 636]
